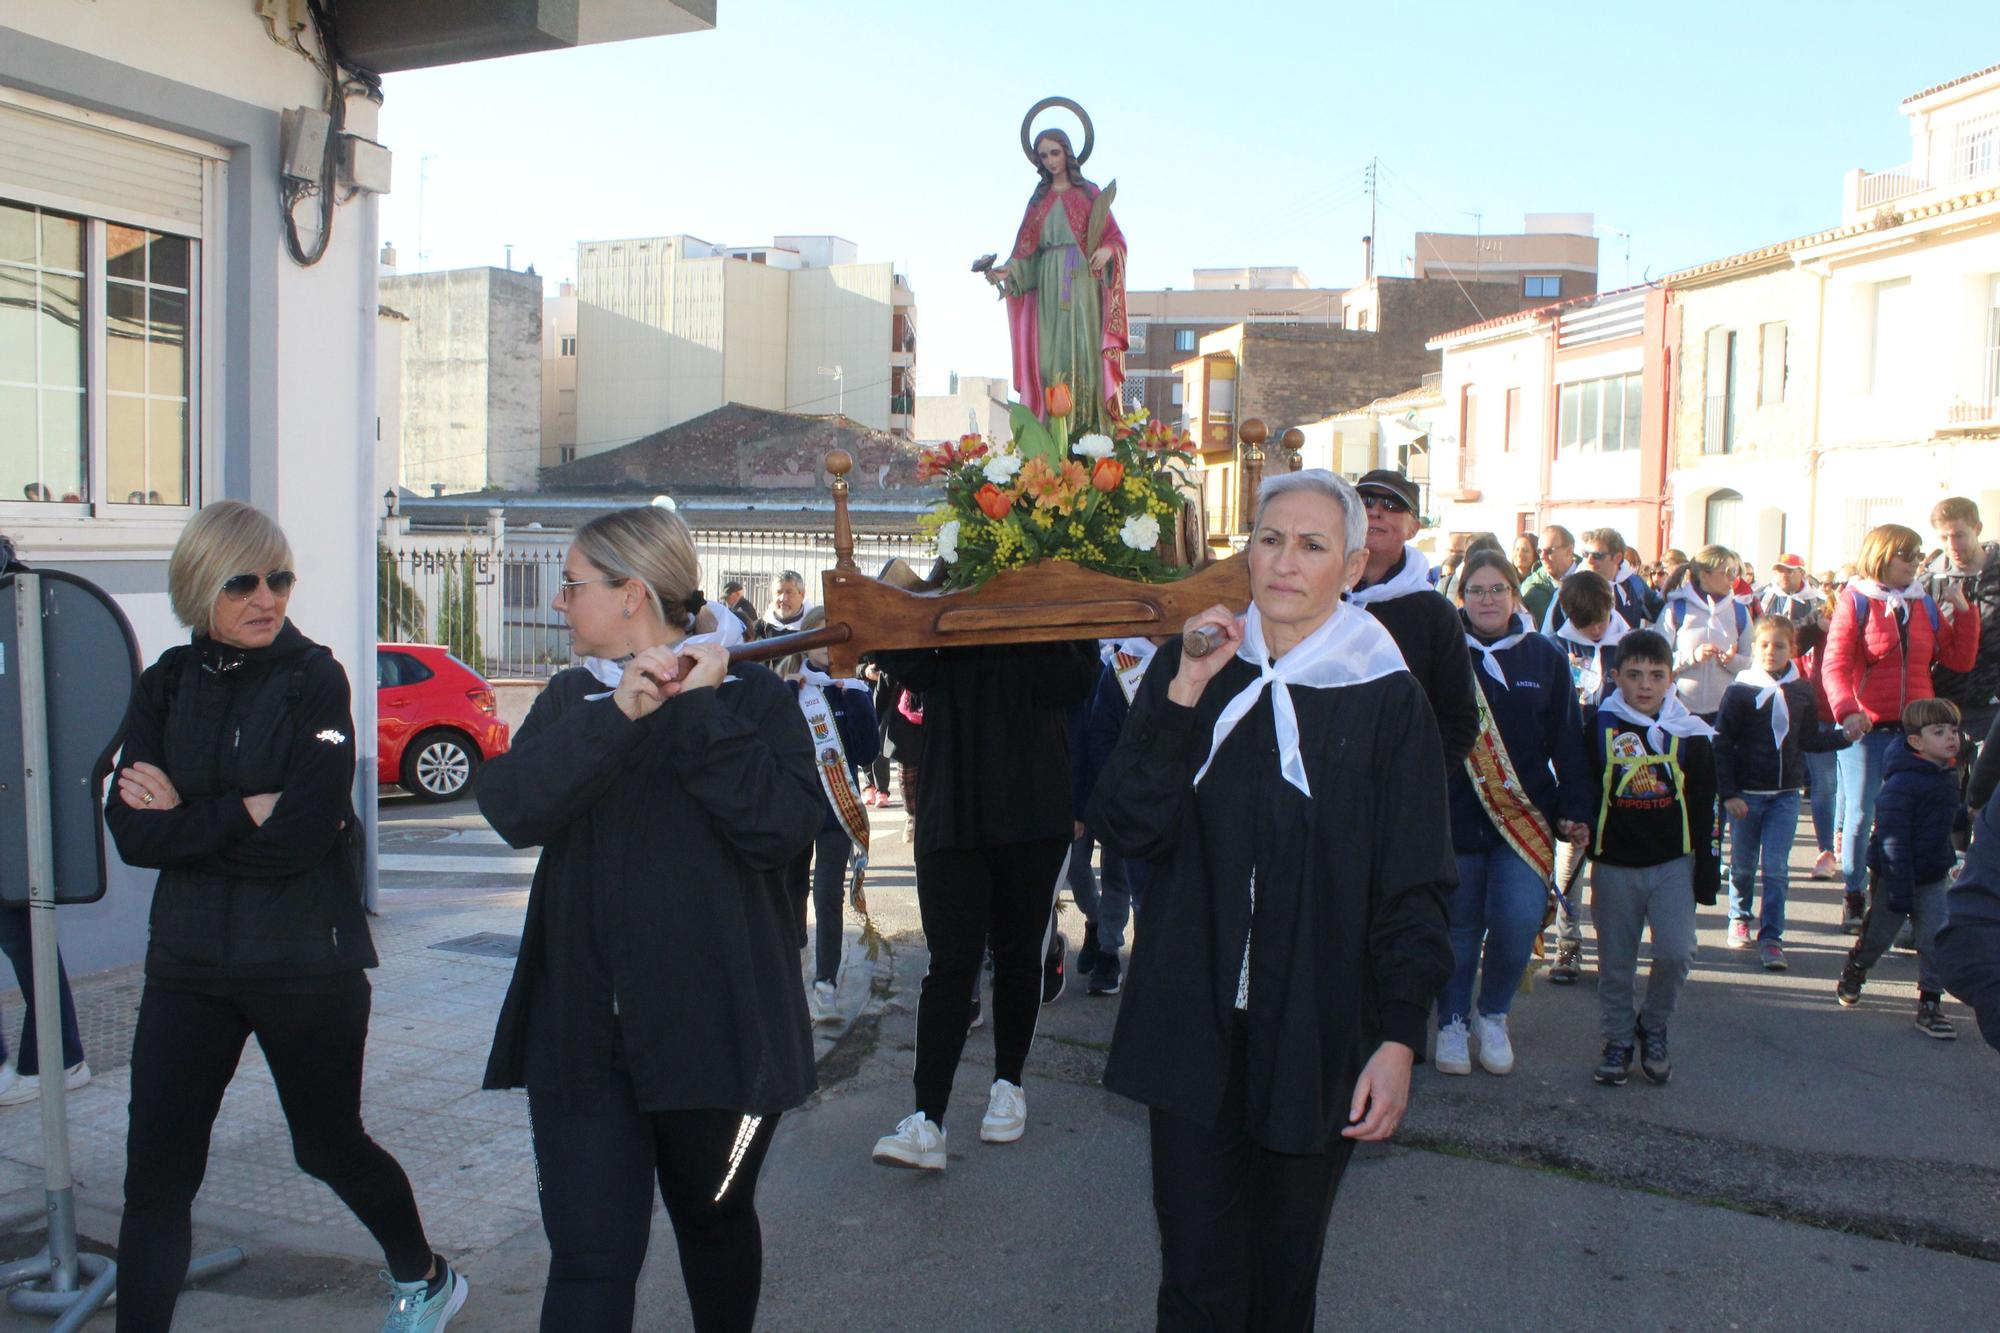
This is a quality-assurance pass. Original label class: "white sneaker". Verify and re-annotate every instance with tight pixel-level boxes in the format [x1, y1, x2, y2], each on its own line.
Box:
[810, 980, 841, 1025]
[871, 1112, 946, 1171]
[1434, 1018, 1472, 1075]
[0, 1061, 88, 1107]
[1473, 1013, 1514, 1076]
[980, 1079, 1027, 1143]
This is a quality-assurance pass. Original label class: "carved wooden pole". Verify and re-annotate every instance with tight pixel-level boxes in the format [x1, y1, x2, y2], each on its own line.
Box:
[825, 448, 857, 572]
[1281, 426, 1305, 472]
[1237, 418, 1267, 534]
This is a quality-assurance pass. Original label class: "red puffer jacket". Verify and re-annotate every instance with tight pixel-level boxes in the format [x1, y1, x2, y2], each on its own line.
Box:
[1822, 587, 1980, 726]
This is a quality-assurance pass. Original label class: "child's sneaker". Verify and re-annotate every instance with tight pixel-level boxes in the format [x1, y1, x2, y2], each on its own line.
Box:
[1726, 919, 1752, 949]
[1547, 941, 1582, 986]
[1835, 961, 1866, 1007]
[1758, 940, 1788, 972]
[1592, 1041, 1634, 1086]
[1637, 1026, 1672, 1085]
[1913, 999, 1957, 1040]
[1434, 1018, 1471, 1075]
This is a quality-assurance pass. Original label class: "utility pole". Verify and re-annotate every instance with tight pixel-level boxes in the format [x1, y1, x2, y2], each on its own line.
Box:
[1363, 157, 1378, 280]
[1465, 211, 1483, 278]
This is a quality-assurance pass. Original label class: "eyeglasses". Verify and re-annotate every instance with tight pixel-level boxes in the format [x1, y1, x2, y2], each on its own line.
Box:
[220, 570, 296, 600]
[1462, 585, 1513, 601]
[1359, 494, 1411, 515]
[556, 575, 626, 595]
[1581, 548, 1616, 562]
[1538, 544, 1568, 557]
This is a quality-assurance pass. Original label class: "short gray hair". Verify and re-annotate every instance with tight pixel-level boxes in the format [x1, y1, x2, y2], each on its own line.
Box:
[1252, 469, 1367, 555]
[167, 500, 293, 635]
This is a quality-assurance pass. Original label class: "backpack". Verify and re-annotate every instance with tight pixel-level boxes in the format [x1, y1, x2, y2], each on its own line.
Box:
[1665, 595, 1749, 641]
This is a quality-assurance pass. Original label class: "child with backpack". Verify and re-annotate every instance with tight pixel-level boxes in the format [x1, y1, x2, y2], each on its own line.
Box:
[1836, 698, 1970, 1039]
[1711, 615, 1849, 970]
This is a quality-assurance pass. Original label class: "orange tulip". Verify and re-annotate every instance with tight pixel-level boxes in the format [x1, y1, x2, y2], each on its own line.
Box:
[975, 484, 1014, 520]
[1092, 458, 1124, 492]
[1045, 381, 1074, 420]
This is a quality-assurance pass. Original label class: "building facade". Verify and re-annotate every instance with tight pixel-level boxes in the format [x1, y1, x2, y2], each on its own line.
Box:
[1123, 268, 1345, 427]
[568, 233, 915, 454]
[542, 280, 578, 468]
[380, 265, 544, 496]
[1414, 214, 1602, 305]
[913, 373, 1011, 446]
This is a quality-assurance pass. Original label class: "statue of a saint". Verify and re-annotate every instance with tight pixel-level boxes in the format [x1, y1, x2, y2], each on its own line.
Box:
[979, 107, 1128, 436]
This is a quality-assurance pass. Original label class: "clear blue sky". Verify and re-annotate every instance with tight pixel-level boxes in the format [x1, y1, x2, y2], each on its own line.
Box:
[375, 1, 1989, 403]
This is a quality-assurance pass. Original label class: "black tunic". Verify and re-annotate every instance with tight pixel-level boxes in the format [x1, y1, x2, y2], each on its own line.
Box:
[1088, 640, 1456, 1155]
[478, 662, 824, 1116]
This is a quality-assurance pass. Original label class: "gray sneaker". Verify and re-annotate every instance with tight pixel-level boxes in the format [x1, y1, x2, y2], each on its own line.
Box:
[381, 1258, 468, 1333]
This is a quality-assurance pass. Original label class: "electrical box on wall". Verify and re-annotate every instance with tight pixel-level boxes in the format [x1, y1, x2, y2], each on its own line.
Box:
[279, 106, 330, 182]
[338, 134, 393, 194]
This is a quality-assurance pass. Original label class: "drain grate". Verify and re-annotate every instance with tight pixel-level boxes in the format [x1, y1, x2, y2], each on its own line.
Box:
[428, 931, 521, 959]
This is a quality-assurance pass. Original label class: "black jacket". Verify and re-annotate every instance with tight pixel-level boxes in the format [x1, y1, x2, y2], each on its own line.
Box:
[104, 623, 376, 982]
[1927, 542, 2000, 721]
[1867, 743, 1962, 913]
[872, 642, 1101, 855]
[1937, 790, 2000, 1053]
[1712, 677, 1847, 798]
[1450, 626, 1592, 855]
[1350, 568, 1480, 769]
[1088, 642, 1455, 1154]
[479, 663, 824, 1115]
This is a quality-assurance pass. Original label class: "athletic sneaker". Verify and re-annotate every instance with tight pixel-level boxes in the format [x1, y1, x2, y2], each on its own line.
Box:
[1727, 919, 1751, 949]
[1835, 961, 1866, 1007]
[0, 1060, 91, 1107]
[1041, 931, 1068, 1005]
[381, 1257, 468, 1333]
[1811, 850, 1838, 880]
[1759, 941, 1788, 972]
[1593, 1041, 1634, 1087]
[1434, 1018, 1471, 1075]
[1076, 921, 1101, 977]
[872, 1113, 947, 1171]
[811, 980, 841, 1026]
[1087, 953, 1122, 997]
[1547, 941, 1581, 986]
[1914, 1000, 1957, 1040]
[980, 1079, 1027, 1143]
[1473, 1013, 1514, 1076]
[1841, 894, 1866, 935]
[1637, 1027, 1672, 1085]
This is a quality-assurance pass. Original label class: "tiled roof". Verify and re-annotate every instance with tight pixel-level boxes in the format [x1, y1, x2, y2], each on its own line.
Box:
[538, 402, 926, 495]
[1428, 280, 1655, 346]
[1903, 62, 2000, 105]
[1667, 184, 2000, 283]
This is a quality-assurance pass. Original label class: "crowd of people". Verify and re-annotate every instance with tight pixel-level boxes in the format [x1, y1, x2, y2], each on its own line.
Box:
[10, 472, 1982, 1331]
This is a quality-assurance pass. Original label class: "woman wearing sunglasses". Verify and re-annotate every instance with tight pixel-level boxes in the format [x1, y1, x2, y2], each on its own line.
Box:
[104, 501, 466, 1332]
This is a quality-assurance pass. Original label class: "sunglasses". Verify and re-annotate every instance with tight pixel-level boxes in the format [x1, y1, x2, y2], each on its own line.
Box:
[1360, 494, 1411, 515]
[1581, 548, 1616, 561]
[220, 570, 296, 600]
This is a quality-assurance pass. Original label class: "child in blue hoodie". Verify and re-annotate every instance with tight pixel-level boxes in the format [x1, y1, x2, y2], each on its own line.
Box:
[1836, 697, 1967, 1038]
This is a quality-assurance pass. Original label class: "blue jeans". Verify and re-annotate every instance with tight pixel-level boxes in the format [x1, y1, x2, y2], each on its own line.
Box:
[1439, 845, 1547, 1022]
[1838, 731, 1900, 898]
[1066, 829, 1133, 954]
[0, 907, 84, 1077]
[1804, 749, 1840, 855]
[1728, 790, 1800, 940]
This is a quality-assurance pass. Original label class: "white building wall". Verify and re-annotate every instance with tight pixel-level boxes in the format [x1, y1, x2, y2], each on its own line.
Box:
[1434, 330, 1551, 538]
[541, 293, 577, 466]
[376, 311, 405, 498]
[722, 260, 790, 412]
[786, 262, 894, 429]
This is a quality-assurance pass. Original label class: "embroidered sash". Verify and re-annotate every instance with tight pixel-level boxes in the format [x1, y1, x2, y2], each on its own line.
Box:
[797, 681, 871, 911]
[1464, 689, 1557, 882]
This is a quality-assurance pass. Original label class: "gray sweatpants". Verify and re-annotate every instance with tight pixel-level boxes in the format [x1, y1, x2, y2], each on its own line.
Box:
[1850, 877, 1948, 996]
[1592, 856, 1697, 1044]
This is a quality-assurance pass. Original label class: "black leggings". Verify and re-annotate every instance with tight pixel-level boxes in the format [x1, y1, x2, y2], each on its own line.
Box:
[528, 1083, 779, 1332]
[116, 977, 431, 1332]
[912, 836, 1067, 1125]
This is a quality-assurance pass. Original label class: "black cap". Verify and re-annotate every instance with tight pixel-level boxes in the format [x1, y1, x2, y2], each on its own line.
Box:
[1355, 469, 1420, 514]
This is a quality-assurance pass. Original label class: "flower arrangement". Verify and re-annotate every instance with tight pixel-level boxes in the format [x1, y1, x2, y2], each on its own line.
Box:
[916, 386, 1196, 591]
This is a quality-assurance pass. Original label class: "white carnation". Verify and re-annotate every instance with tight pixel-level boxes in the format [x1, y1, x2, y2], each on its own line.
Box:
[936, 518, 961, 564]
[1120, 513, 1161, 552]
[1072, 433, 1114, 460]
[982, 452, 1022, 485]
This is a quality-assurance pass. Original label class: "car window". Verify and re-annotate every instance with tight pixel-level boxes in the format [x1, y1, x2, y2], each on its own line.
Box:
[378, 651, 434, 688]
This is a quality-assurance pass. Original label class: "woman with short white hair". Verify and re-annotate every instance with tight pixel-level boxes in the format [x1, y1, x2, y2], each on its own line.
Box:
[1090, 469, 1455, 1329]
[105, 500, 465, 1331]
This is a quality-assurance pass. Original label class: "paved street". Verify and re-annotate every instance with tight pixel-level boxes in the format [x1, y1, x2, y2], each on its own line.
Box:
[0, 787, 1997, 1329]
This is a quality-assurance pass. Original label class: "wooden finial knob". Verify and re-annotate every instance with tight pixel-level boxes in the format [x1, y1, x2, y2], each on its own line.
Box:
[1238, 418, 1268, 448]
[825, 449, 853, 479]
[1281, 427, 1304, 451]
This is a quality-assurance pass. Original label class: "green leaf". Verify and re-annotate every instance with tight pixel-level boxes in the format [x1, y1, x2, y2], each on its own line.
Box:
[1009, 404, 1060, 466]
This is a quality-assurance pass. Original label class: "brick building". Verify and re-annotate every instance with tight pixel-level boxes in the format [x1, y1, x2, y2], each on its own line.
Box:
[1123, 268, 1344, 426]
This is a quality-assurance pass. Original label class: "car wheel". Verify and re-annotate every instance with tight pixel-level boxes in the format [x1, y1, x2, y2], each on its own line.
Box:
[402, 729, 479, 802]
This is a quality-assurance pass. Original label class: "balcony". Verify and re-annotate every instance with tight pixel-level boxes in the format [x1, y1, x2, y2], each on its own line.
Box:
[892, 275, 916, 307]
[1847, 110, 2000, 216]
[1942, 392, 2000, 433]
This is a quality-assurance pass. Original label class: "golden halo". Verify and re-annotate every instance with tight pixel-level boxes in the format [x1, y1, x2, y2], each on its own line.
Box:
[1020, 96, 1093, 166]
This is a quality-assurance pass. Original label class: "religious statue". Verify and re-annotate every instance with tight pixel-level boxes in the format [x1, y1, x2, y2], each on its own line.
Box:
[975, 97, 1129, 437]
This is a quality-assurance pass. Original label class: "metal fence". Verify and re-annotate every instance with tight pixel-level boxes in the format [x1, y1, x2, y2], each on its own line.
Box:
[378, 527, 932, 679]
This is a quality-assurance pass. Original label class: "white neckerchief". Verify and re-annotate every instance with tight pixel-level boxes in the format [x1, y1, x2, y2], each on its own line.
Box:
[1738, 662, 1799, 749]
[797, 665, 868, 693]
[1557, 612, 1629, 700]
[1192, 602, 1409, 798]
[1346, 545, 1433, 607]
[1464, 622, 1529, 690]
[1847, 576, 1926, 618]
[1598, 686, 1714, 753]
[704, 599, 746, 648]
[582, 639, 736, 700]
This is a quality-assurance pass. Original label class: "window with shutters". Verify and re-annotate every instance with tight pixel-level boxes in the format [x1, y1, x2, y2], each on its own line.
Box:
[1503, 386, 1521, 452]
[1458, 386, 1477, 486]
[1704, 327, 1736, 453]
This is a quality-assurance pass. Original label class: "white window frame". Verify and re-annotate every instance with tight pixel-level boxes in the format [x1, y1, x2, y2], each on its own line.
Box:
[0, 87, 226, 553]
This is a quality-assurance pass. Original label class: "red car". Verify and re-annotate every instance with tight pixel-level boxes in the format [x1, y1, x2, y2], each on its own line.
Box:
[376, 643, 510, 802]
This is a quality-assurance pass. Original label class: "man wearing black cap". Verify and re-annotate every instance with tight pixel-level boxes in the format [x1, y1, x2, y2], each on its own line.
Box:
[1347, 469, 1479, 769]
